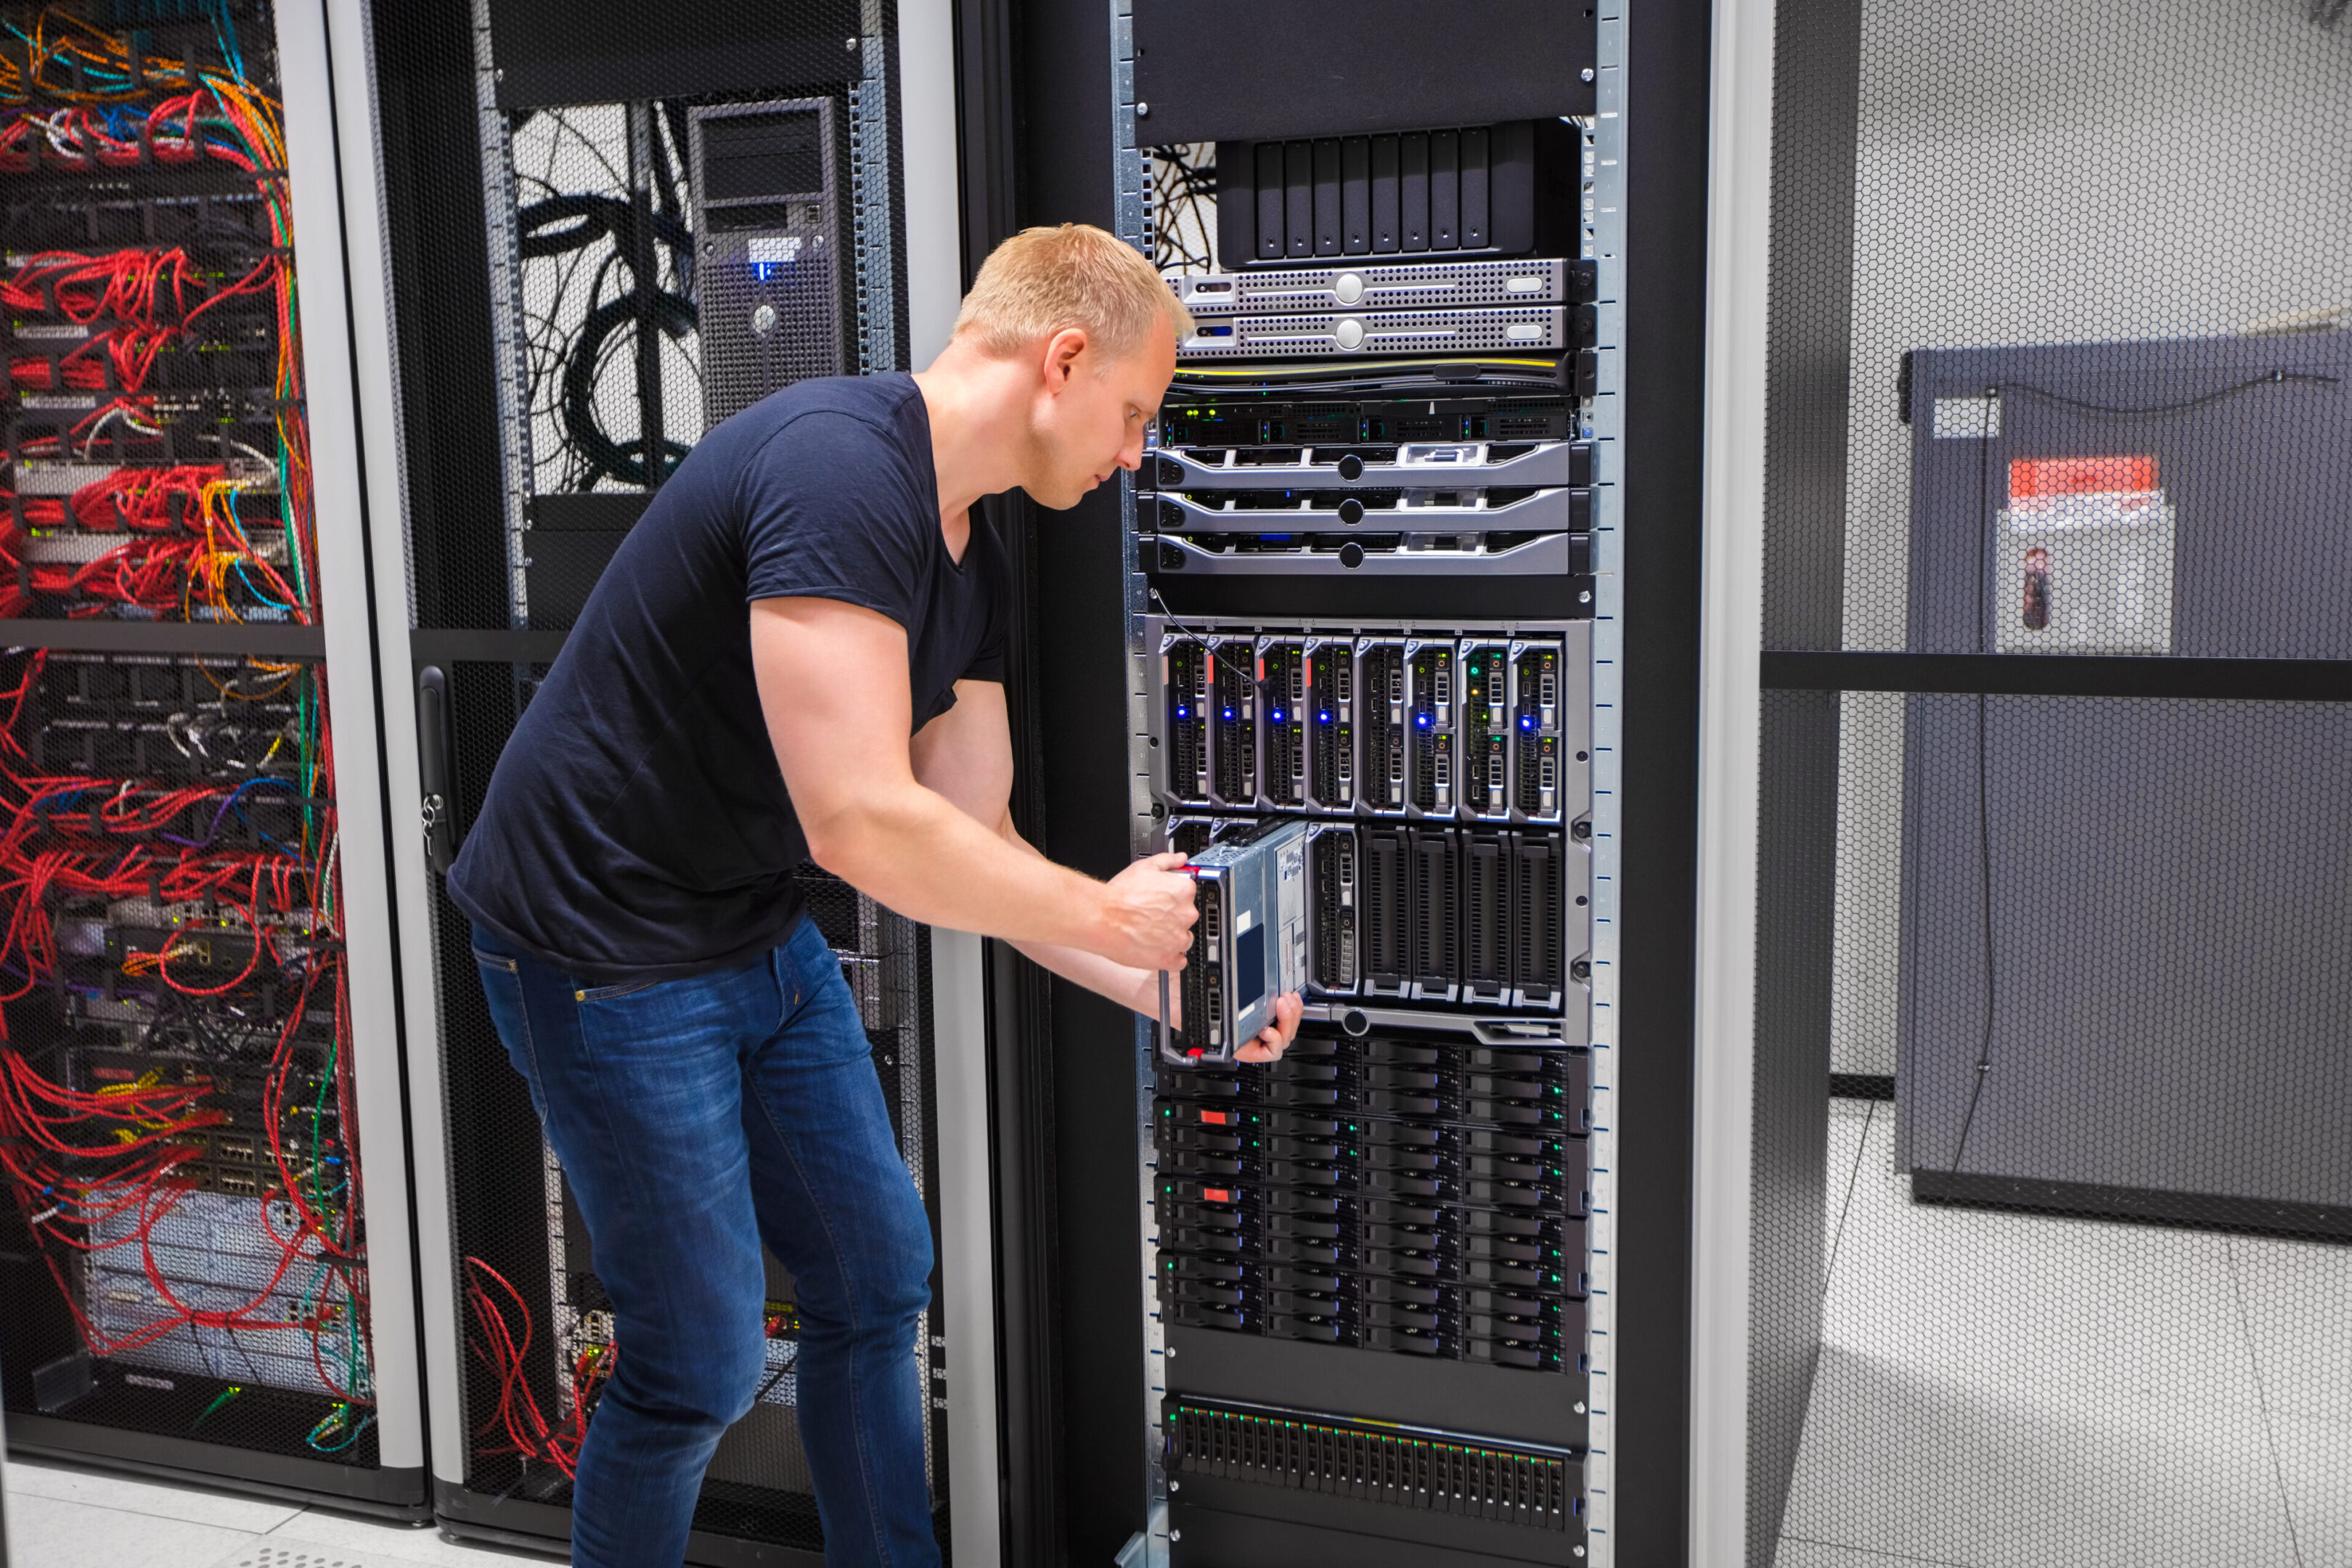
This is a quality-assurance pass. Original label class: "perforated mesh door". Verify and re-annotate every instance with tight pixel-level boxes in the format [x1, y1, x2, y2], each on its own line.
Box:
[367, 0, 939, 1553]
[1748, 2, 2352, 1565]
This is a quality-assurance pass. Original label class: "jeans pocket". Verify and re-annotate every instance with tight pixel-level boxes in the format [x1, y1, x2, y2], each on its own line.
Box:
[473, 950, 550, 1122]
[578, 977, 661, 1003]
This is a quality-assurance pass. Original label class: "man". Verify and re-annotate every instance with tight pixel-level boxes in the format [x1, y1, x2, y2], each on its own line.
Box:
[449, 223, 1303, 1568]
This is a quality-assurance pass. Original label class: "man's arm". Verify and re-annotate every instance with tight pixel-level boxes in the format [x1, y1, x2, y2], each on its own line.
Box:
[910, 674, 1300, 1061]
[751, 596, 1196, 971]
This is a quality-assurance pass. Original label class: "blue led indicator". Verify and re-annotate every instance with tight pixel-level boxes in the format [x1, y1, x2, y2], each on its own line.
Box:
[1177, 706, 1189, 717]
[1318, 711, 1332, 722]
[1222, 708, 1235, 719]
[1271, 710, 1284, 722]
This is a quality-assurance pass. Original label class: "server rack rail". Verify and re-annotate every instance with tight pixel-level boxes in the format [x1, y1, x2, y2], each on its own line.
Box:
[331, 0, 996, 1561]
[0, 0, 425, 1514]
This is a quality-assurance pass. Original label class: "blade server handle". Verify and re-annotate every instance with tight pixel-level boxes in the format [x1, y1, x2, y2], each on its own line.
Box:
[1158, 968, 1173, 1066]
[417, 665, 457, 875]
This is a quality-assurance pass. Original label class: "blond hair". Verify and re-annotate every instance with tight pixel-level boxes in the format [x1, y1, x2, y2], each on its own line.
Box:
[952, 224, 1193, 361]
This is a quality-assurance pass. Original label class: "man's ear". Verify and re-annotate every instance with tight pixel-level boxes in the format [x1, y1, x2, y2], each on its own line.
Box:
[1040, 326, 1090, 391]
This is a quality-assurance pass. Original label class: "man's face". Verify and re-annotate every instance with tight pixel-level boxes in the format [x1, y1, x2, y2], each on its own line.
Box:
[1027, 317, 1178, 510]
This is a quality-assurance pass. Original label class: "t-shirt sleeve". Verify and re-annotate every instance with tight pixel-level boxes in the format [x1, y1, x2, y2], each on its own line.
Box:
[740, 411, 931, 626]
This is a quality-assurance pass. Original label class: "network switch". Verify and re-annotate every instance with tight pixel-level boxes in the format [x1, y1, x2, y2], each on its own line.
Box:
[1161, 1398, 1583, 1544]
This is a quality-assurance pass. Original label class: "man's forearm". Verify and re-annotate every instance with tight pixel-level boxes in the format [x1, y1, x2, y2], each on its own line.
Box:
[1007, 935, 1161, 1018]
[809, 780, 1111, 949]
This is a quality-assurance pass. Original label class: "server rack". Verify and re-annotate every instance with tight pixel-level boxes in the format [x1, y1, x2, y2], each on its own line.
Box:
[331, 0, 995, 1561]
[0, 0, 424, 1514]
[1099, 16, 1621, 1562]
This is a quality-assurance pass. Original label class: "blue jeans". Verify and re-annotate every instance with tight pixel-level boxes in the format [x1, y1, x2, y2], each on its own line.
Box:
[470, 915, 939, 1568]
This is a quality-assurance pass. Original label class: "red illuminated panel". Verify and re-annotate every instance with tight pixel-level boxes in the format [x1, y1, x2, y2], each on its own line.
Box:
[2009, 455, 2158, 499]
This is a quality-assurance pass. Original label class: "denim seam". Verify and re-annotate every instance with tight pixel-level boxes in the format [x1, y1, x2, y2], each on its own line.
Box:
[571, 991, 712, 1491]
[745, 1066, 895, 1564]
[483, 955, 547, 1102]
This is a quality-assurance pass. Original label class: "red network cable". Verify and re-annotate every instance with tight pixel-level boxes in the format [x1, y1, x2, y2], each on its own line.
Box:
[464, 1257, 614, 1478]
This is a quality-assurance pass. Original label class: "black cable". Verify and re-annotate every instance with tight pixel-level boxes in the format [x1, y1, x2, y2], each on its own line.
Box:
[1948, 395, 1998, 1175]
[1997, 368, 2339, 421]
[561, 290, 698, 489]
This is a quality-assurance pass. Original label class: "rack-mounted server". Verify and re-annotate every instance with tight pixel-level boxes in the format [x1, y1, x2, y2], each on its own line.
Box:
[1147, 618, 1592, 831]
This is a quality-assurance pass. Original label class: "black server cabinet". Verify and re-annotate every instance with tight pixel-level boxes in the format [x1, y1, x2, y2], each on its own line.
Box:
[1000, 0, 1715, 1558]
[356, 1, 965, 1561]
[1895, 331, 2352, 1233]
[0, 0, 426, 1514]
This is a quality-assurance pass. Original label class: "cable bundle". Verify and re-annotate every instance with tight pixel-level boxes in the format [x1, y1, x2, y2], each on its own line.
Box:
[0, 646, 367, 1423]
[463, 1257, 612, 1480]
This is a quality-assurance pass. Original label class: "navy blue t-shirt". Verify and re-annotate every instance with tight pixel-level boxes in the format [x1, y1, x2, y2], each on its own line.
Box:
[448, 374, 1007, 982]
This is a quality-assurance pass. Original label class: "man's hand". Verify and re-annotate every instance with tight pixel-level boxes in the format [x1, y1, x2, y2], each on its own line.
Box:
[1235, 992, 1305, 1063]
[1092, 851, 1200, 972]
[1133, 974, 1304, 1063]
